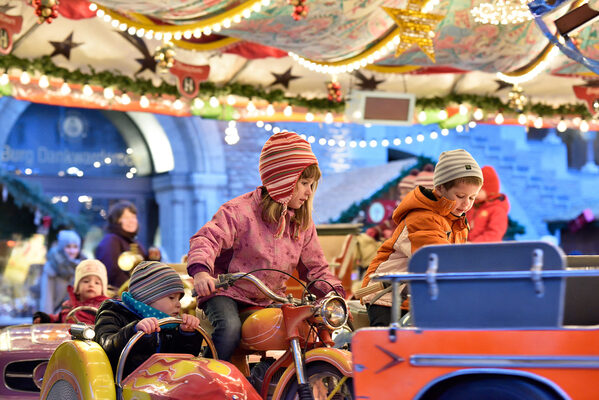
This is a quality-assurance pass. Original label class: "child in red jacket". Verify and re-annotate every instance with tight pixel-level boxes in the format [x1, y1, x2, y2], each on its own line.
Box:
[466, 165, 510, 242]
[33, 259, 110, 324]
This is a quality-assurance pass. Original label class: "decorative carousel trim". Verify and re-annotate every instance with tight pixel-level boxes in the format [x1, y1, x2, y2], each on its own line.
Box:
[289, 27, 402, 75]
[172, 36, 240, 51]
[91, 0, 268, 38]
[365, 64, 422, 73]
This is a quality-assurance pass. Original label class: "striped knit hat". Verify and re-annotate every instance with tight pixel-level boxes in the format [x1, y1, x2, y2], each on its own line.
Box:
[128, 261, 184, 305]
[433, 149, 483, 187]
[259, 131, 318, 237]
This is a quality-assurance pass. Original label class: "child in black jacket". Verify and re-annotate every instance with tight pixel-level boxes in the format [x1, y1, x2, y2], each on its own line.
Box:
[94, 261, 202, 376]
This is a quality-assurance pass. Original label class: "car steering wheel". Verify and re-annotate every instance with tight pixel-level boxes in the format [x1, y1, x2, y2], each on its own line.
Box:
[65, 306, 99, 323]
[115, 317, 217, 390]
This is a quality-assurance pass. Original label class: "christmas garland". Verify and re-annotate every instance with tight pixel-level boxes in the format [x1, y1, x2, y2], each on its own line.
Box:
[332, 156, 435, 224]
[0, 55, 345, 112]
[416, 93, 592, 119]
[0, 169, 88, 235]
[504, 216, 526, 240]
[0, 54, 590, 118]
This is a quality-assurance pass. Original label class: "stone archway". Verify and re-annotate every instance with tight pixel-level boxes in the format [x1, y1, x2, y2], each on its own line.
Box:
[150, 115, 228, 262]
[0, 97, 228, 262]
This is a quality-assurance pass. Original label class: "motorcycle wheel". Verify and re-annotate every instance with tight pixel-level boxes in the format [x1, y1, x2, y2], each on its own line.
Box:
[282, 363, 354, 400]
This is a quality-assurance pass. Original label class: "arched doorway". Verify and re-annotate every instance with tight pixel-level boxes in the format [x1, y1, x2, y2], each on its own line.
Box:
[0, 97, 228, 262]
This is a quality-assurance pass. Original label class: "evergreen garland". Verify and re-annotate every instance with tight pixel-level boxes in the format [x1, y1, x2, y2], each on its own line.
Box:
[503, 216, 526, 240]
[0, 55, 345, 112]
[416, 93, 592, 119]
[0, 54, 590, 118]
[0, 170, 88, 236]
[332, 156, 435, 223]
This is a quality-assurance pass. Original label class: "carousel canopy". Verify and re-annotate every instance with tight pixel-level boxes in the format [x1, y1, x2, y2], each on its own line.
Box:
[2, 0, 599, 127]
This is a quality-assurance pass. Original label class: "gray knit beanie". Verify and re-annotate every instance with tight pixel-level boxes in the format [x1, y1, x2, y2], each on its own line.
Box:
[57, 230, 81, 249]
[433, 149, 483, 187]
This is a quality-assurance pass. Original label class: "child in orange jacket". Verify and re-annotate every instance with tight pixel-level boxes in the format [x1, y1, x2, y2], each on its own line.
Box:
[361, 149, 483, 327]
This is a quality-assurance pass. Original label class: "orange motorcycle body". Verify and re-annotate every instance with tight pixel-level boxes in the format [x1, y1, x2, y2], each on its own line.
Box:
[240, 307, 315, 351]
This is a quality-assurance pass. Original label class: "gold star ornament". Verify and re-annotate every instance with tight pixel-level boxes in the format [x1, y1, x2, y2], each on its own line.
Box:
[383, 1, 445, 62]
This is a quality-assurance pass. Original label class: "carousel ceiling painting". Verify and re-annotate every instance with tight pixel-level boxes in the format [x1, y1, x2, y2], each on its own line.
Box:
[3, 0, 599, 130]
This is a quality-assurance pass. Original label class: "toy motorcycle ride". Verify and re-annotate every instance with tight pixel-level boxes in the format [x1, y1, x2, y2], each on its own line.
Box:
[201, 271, 354, 400]
[39, 317, 262, 400]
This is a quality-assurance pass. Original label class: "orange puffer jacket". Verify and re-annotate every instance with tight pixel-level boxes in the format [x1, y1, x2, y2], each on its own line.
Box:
[361, 186, 469, 307]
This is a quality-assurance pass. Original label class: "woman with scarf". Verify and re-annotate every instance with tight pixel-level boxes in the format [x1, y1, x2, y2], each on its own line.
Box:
[39, 230, 85, 313]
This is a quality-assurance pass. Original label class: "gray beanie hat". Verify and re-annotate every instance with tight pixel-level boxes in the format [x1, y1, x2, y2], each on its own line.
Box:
[433, 149, 483, 187]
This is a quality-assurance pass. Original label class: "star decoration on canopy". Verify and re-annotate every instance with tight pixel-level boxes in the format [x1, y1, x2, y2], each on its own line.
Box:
[495, 79, 513, 92]
[0, 4, 15, 13]
[49, 32, 82, 60]
[383, 2, 445, 62]
[353, 70, 385, 90]
[270, 67, 301, 88]
[118, 32, 157, 75]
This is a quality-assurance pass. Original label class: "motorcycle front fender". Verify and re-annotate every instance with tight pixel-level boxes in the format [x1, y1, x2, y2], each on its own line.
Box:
[270, 347, 352, 400]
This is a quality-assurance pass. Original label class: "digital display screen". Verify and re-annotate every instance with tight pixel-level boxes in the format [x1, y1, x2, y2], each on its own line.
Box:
[363, 97, 412, 122]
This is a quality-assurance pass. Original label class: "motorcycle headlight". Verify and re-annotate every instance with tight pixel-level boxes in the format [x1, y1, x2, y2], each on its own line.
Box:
[319, 296, 348, 329]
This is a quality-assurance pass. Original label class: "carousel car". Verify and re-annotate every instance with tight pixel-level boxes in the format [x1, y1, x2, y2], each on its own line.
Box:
[0, 305, 99, 399]
[0, 323, 71, 399]
[352, 241, 599, 399]
[38, 317, 261, 400]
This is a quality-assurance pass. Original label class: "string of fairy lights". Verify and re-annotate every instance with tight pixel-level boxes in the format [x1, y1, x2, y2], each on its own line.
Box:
[89, 0, 270, 40]
[3, 66, 592, 144]
[221, 102, 589, 148]
[220, 118, 478, 149]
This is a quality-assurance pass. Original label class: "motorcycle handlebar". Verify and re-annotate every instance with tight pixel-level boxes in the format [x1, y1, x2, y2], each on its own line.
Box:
[191, 272, 297, 304]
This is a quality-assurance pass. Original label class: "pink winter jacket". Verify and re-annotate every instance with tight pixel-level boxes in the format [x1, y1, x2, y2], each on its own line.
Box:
[187, 188, 345, 306]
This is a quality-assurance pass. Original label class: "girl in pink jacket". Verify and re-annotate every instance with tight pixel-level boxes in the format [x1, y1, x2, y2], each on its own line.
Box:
[187, 131, 344, 361]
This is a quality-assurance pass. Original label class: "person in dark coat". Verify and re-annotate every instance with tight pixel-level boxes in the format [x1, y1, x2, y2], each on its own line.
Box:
[94, 261, 202, 377]
[95, 200, 160, 290]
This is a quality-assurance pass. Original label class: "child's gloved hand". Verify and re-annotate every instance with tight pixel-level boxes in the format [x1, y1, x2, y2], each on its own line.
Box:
[136, 317, 161, 334]
[180, 313, 200, 332]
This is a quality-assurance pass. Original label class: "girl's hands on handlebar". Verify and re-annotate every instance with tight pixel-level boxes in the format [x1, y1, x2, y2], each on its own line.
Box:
[193, 271, 219, 297]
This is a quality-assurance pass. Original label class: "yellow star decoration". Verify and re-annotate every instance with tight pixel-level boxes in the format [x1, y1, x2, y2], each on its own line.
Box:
[383, 2, 445, 62]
